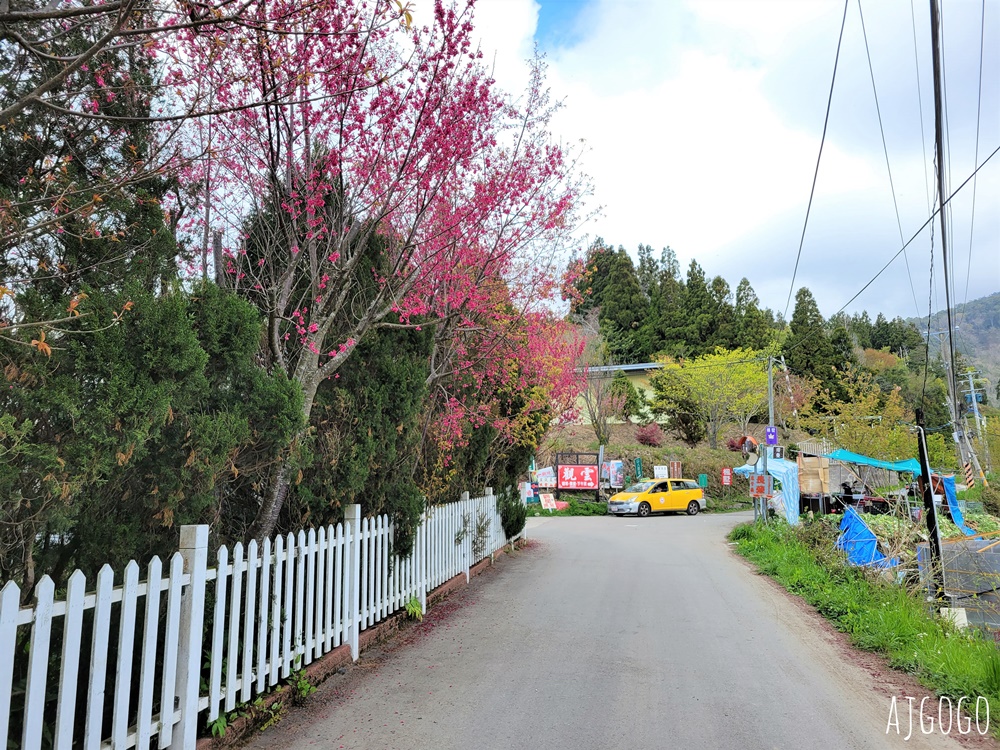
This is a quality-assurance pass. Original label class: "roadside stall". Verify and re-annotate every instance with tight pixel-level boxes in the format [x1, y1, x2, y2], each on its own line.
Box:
[733, 449, 801, 525]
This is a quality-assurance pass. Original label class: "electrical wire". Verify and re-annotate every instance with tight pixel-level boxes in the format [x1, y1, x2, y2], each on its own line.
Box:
[857, 0, 921, 318]
[782, 143, 1000, 360]
[783, 0, 850, 321]
[909, 0, 933, 216]
[961, 0, 986, 324]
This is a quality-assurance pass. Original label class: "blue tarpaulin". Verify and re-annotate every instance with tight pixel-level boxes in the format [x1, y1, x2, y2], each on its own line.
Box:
[821, 448, 923, 476]
[734, 448, 800, 525]
[836, 507, 898, 568]
[941, 475, 976, 536]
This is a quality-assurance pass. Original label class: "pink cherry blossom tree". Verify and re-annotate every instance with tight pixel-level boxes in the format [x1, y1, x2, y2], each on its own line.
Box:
[169, 0, 585, 539]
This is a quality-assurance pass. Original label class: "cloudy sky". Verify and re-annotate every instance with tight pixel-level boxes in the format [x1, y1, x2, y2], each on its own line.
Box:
[469, 0, 999, 322]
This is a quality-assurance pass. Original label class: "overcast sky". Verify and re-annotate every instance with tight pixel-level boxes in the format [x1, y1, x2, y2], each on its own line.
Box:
[469, 0, 1000, 322]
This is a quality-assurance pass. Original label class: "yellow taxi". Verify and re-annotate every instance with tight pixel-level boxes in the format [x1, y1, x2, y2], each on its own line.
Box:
[607, 478, 707, 517]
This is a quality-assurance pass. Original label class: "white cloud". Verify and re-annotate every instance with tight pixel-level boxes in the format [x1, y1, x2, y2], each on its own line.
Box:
[471, 0, 1000, 319]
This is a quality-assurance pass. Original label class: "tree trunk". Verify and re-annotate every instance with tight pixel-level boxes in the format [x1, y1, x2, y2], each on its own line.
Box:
[246, 365, 321, 542]
[246, 462, 289, 543]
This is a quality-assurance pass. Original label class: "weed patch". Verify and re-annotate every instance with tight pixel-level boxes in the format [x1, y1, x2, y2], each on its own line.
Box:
[729, 520, 1000, 736]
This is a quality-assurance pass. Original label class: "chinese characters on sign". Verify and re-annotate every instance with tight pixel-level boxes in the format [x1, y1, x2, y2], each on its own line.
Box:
[535, 467, 557, 488]
[653, 465, 669, 479]
[669, 461, 682, 479]
[765, 426, 778, 446]
[721, 467, 733, 486]
[539, 493, 557, 510]
[749, 473, 772, 497]
[557, 464, 599, 490]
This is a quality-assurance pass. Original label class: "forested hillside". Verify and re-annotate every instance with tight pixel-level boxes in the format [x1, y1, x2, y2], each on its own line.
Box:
[573, 239, 997, 471]
[912, 292, 1000, 391]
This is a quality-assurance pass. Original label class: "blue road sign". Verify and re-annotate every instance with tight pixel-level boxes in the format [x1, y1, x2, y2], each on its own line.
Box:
[765, 426, 778, 446]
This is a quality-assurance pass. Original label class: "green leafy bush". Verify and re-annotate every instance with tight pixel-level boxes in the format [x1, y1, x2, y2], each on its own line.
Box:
[497, 486, 527, 540]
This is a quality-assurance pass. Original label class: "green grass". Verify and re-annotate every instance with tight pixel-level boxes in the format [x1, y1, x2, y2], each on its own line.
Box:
[729, 520, 1000, 734]
[526, 497, 610, 517]
[705, 493, 754, 514]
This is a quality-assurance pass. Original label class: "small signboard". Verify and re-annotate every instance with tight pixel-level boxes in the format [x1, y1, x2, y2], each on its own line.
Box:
[557, 464, 599, 490]
[765, 426, 778, 446]
[536, 466, 557, 488]
[772, 446, 785, 460]
[608, 460, 625, 488]
[749, 474, 772, 498]
[653, 465, 669, 479]
[721, 467, 733, 486]
[634, 457, 643, 479]
[669, 460, 682, 479]
[698, 474, 708, 488]
[539, 493, 557, 510]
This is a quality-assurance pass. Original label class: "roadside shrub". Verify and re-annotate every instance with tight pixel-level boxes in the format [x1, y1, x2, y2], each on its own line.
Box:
[981, 484, 1000, 517]
[497, 486, 527, 540]
[635, 422, 663, 447]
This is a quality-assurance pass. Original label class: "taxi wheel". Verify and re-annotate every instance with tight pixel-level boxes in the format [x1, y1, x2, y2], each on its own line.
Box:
[637, 502, 651, 517]
[686, 501, 700, 516]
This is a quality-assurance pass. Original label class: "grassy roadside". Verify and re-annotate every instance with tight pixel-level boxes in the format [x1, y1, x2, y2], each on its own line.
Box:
[526, 494, 753, 517]
[729, 520, 1000, 734]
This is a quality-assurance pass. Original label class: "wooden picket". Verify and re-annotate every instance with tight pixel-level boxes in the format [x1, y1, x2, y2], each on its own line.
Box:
[0, 490, 522, 749]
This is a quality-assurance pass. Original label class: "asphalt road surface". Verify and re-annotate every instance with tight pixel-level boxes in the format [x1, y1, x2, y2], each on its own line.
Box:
[244, 512, 994, 750]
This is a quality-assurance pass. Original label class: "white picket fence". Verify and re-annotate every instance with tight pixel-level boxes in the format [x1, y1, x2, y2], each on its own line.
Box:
[0, 490, 519, 750]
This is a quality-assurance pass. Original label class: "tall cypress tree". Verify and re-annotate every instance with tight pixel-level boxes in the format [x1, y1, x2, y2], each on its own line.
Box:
[782, 287, 838, 390]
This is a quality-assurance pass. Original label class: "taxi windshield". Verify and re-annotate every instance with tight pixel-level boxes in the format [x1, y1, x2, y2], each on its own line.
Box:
[623, 481, 656, 493]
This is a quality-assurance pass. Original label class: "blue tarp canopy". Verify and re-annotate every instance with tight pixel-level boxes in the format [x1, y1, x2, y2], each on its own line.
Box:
[836, 507, 898, 568]
[821, 448, 923, 476]
[942, 475, 977, 537]
[734, 449, 800, 526]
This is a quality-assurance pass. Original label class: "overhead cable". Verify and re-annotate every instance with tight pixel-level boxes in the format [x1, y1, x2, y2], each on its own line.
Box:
[783, 0, 850, 320]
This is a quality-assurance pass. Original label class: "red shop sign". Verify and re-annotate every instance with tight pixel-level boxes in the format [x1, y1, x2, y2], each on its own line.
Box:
[557, 464, 599, 490]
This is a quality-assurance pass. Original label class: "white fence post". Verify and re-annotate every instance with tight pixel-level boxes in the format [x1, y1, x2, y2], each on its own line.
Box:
[485, 487, 495, 562]
[170, 524, 209, 750]
[460, 492, 471, 582]
[345, 504, 362, 661]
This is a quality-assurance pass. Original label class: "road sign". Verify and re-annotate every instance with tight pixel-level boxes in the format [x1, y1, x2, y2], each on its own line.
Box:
[772, 446, 784, 460]
[765, 426, 778, 446]
[539, 493, 557, 510]
[698, 474, 708, 488]
[721, 467, 733, 486]
[749, 474, 772, 498]
[653, 465, 669, 479]
[669, 460, 682, 479]
[634, 457, 643, 479]
[556, 465, 599, 490]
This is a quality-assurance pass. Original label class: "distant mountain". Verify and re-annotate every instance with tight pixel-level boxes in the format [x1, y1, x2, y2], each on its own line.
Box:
[910, 292, 1000, 390]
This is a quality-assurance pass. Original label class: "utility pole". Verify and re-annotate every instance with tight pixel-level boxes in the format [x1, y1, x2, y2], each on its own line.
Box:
[928, 0, 988, 494]
[760, 356, 775, 524]
[960, 370, 992, 479]
[917, 409, 945, 608]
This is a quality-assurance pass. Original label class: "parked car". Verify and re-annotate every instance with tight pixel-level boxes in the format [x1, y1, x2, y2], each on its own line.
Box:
[607, 478, 707, 517]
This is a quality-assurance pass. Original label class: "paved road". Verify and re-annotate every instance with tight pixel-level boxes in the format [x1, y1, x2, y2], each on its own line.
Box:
[245, 512, 990, 750]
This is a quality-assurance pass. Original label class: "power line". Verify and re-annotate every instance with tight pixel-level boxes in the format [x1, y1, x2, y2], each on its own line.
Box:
[961, 0, 986, 323]
[783, 0, 850, 320]
[832, 143, 999, 317]
[857, 0, 921, 318]
[909, 0, 933, 215]
[783, 142, 1000, 359]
